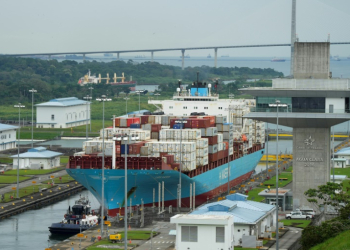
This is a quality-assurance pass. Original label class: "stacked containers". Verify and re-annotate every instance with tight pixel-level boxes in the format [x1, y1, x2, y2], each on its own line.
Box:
[216, 118, 234, 161]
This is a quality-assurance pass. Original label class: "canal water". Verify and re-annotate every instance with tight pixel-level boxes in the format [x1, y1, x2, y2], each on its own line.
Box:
[0, 190, 99, 250]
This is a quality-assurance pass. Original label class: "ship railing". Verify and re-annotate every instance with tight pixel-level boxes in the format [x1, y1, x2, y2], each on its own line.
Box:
[173, 92, 219, 98]
[250, 107, 350, 114]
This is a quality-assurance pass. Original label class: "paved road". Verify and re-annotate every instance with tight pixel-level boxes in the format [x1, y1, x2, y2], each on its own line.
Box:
[269, 227, 302, 250]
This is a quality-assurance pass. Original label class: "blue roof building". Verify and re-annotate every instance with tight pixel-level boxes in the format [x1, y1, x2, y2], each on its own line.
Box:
[35, 97, 90, 129]
[172, 193, 276, 247]
[11, 147, 63, 169]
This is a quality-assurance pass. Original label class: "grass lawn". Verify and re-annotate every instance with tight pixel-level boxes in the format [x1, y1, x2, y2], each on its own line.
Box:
[263, 172, 293, 188]
[41, 174, 75, 184]
[0, 157, 12, 164]
[285, 166, 293, 172]
[0, 175, 31, 184]
[4, 167, 64, 176]
[310, 229, 350, 250]
[1, 183, 53, 202]
[333, 168, 350, 178]
[280, 219, 311, 229]
[247, 188, 265, 202]
[86, 231, 156, 250]
[60, 156, 69, 164]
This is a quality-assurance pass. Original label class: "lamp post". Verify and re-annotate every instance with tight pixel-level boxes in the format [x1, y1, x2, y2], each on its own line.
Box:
[266, 123, 269, 178]
[83, 95, 92, 141]
[150, 227, 160, 250]
[175, 119, 186, 208]
[113, 133, 139, 250]
[88, 87, 93, 131]
[14, 103, 25, 199]
[28, 88, 37, 148]
[96, 95, 112, 237]
[268, 100, 287, 250]
[124, 97, 130, 116]
[135, 90, 143, 114]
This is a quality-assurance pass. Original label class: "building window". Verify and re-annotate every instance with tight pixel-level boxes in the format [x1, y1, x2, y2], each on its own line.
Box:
[51, 115, 55, 120]
[204, 107, 208, 109]
[216, 227, 225, 243]
[169, 106, 173, 109]
[183, 106, 187, 109]
[51, 124, 54, 128]
[218, 107, 223, 110]
[181, 226, 198, 242]
[9, 134, 11, 138]
[194, 107, 198, 109]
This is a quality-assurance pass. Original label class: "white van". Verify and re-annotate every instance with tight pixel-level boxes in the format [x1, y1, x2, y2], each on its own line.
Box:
[298, 207, 315, 216]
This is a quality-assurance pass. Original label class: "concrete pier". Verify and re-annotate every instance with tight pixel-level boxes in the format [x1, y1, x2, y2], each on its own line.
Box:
[214, 48, 218, 68]
[181, 49, 185, 70]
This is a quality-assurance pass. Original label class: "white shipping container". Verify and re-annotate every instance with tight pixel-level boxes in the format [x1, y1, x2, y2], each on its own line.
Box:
[152, 143, 159, 152]
[150, 153, 160, 157]
[215, 116, 227, 124]
[196, 138, 209, 148]
[159, 130, 167, 140]
[216, 124, 223, 132]
[208, 144, 218, 154]
[229, 147, 234, 156]
[223, 131, 234, 140]
[159, 143, 168, 152]
[223, 123, 234, 131]
[196, 156, 209, 166]
[155, 116, 162, 124]
[181, 160, 196, 171]
[201, 127, 218, 136]
[196, 147, 208, 157]
[218, 142, 224, 151]
[183, 152, 196, 161]
[217, 133, 223, 143]
[140, 146, 150, 156]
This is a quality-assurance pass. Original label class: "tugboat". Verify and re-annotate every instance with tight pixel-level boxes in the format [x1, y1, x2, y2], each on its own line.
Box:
[49, 196, 99, 234]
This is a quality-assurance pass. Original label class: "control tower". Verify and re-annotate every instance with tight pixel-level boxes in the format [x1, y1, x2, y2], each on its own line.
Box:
[241, 42, 350, 208]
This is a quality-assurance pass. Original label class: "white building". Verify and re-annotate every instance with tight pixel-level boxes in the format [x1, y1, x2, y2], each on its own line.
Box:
[334, 147, 350, 167]
[171, 214, 234, 250]
[172, 193, 276, 248]
[0, 124, 18, 151]
[11, 147, 63, 169]
[36, 97, 90, 128]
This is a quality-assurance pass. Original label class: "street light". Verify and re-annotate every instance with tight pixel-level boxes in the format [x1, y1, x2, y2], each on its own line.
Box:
[88, 87, 93, 131]
[268, 100, 287, 250]
[96, 95, 112, 237]
[28, 88, 37, 148]
[113, 133, 139, 250]
[83, 95, 92, 141]
[124, 97, 130, 116]
[135, 90, 143, 114]
[14, 103, 25, 199]
[150, 227, 160, 250]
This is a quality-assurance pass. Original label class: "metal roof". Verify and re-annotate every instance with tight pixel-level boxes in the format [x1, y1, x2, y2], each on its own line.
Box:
[0, 123, 18, 131]
[36, 97, 88, 107]
[335, 147, 350, 155]
[191, 198, 275, 225]
[10, 147, 63, 159]
[244, 112, 350, 128]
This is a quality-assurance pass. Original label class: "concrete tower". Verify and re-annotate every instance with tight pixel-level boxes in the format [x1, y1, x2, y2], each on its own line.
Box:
[290, 0, 297, 77]
[241, 41, 350, 209]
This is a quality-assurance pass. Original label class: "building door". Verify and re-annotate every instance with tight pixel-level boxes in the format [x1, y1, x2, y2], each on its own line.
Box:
[329, 104, 334, 113]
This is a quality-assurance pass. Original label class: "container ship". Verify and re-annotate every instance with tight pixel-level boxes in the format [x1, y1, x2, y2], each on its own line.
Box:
[66, 81, 265, 216]
[271, 57, 286, 62]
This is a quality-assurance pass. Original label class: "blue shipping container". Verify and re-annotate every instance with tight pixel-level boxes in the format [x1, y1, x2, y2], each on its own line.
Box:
[173, 124, 184, 129]
[130, 123, 141, 128]
[121, 144, 130, 154]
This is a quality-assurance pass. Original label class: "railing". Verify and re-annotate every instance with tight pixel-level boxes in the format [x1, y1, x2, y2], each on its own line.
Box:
[173, 92, 219, 98]
[250, 107, 350, 114]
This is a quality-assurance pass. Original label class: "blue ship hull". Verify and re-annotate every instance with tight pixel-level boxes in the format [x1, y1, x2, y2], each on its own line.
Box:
[66, 149, 264, 216]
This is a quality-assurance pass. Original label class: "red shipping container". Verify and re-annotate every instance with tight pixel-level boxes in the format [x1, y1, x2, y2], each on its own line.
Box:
[191, 118, 210, 128]
[141, 116, 149, 124]
[203, 135, 218, 145]
[204, 116, 215, 125]
[184, 119, 192, 129]
[114, 118, 120, 127]
[151, 124, 162, 132]
[127, 117, 140, 127]
[224, 141, 229, 150]
[218, 150, 224, 160]
[208, 152, 218, 162]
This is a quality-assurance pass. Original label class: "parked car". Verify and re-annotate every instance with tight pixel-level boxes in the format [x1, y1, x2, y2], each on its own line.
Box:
[298, 208, 315, 216]
[285, 211, 313, 220]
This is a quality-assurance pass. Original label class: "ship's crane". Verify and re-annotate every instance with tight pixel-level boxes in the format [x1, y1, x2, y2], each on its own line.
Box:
[113, 72, 126, 83]
[98, 73, 110, 84]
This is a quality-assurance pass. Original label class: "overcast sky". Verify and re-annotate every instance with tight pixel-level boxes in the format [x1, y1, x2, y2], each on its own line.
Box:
[1, 0, 350, 57]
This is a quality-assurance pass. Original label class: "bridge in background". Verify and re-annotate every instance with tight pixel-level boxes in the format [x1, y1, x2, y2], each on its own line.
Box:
[2, 42, 350, 70]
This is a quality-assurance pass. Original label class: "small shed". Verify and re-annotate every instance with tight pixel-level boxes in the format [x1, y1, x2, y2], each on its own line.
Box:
[258, 188, 292, 211]
[11, 147, 63, 169]
[333, 147, 350, 167]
